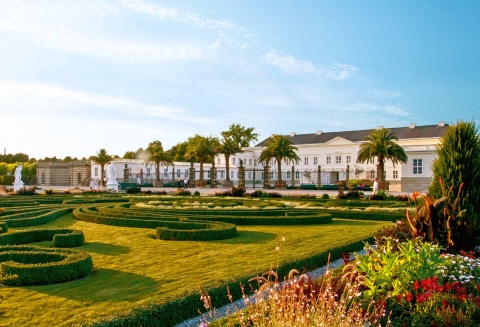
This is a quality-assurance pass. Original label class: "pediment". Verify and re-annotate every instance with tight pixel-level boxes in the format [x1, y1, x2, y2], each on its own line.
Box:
[324, 137, 355, 146]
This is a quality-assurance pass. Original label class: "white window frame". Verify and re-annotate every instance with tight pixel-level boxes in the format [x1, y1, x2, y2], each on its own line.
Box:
[326, 156, 331, 164]
[336, 156, 342, 164]
[413, 159, 423, 175]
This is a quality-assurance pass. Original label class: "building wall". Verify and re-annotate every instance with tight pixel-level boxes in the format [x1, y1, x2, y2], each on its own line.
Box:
[37, 161, 90, 186]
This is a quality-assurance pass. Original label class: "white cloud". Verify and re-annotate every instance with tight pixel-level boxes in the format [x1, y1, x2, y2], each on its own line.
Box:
[264, 50, 358, 80]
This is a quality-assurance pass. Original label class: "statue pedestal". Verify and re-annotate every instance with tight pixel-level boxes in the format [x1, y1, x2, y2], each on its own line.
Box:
[106, 181, 119, 192]
[13, 181, 24, 192]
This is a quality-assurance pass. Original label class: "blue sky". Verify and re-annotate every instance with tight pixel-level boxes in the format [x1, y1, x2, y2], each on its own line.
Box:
[0, 1, 478, 159]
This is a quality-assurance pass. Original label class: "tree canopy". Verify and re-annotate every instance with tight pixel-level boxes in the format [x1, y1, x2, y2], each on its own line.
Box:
[356, 128, 407, 184]
[90, 149, 113, 186]
[258, 134, 300, 185]
[144, 141, 173, 182]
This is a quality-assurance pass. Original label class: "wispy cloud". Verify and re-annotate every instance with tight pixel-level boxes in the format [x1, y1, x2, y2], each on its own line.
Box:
[371, 89, 402, 99]
[264, 50, 358, 80]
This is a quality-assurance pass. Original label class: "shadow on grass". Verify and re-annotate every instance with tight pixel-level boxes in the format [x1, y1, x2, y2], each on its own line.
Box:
[28, 268, 160, 303]
[209, 230, 277, 244]
[82, 242, 130, 255]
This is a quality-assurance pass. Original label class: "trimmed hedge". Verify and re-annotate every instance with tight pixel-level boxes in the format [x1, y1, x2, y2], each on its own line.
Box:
[82, 237, 373, 327]
[0, 208, 73, 227]
[0, 228, 85, 247]
[0, 221, 8, 233]
[324, 209, 403, 222]
[0, 245, 93, 286]
[73, 206, 238, 241]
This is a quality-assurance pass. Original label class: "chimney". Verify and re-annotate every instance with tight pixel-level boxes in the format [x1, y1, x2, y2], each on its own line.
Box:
[439, 121, 446, 127]
[316, 130, 323, 135]
[409, 123, 416, 129]
[290, 132, 296, 137]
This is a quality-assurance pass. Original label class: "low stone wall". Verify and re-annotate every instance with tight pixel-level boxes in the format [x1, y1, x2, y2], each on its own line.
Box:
[401, 177, 433, 193]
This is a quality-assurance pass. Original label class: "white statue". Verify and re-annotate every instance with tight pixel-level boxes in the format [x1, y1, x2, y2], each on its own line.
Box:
[14, 165, 22, 183]
[108, 163, 116, 182]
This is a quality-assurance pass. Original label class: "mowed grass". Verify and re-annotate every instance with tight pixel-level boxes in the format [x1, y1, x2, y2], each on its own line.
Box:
[0, 212, 391, 326]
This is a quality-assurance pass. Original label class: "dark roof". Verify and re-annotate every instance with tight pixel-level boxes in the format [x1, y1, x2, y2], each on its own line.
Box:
[255, 124, 449, 147]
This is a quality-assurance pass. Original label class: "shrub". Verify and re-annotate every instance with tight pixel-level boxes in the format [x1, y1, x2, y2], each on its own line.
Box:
[321, 193, 329, 199]
[0, 221, 8, 233]
[429, 120, 480, 250]
[249, 189, 265, 197]
[194, 191, 200, 196]
[215, 186, 246, 197]
[16, 187, 36, 195]
[45, 189, 54, 195]
[126, 184, 141, 193]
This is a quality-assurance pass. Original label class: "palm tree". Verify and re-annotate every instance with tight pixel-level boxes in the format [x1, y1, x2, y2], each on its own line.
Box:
[90, 148, 113, 187]
[185, 134, 220, 186]
[258, 134, 300, 186]
[220, 124, 258, 183]
[144, 141, 173, 184]
[356, 128, 407, 186]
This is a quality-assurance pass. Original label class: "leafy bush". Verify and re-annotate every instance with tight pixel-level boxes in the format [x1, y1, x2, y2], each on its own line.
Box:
[338, 190, 362, 199]
[16, 187, 37, 195]
[126, 184, 141, 193]
[321, 193, 329, 199]
[193, 191, 200, 196]
[45, 189, 54, 195]
[248, 189, 265, 197]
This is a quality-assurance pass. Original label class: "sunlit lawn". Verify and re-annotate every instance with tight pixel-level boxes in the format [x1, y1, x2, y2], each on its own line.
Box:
[0, 213, 391, 326]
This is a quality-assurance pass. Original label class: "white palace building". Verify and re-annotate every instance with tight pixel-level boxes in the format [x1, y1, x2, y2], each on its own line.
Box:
[38, 122, 449, 193]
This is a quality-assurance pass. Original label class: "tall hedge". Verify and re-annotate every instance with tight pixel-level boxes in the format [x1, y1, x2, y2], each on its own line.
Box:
[429, 120, 480, 249]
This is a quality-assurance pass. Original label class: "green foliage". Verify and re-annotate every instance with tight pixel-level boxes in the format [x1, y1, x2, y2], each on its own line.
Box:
[126, 184, 142, 193]
[354, 239, 444, 299]
[0, 245, 93, 286]
[0, 221, 8, 233]
[429, 120, 480, 250]
[0, 228, 85, 247]
[193, 191, 200, 196]
[16, 186, 37, 195]
[356, 128, 407, 183]
[321, 193, 329, 199]
[144, 140, 173, 182]
[0, 208, 72, 227]
[89, 149, 112, 186]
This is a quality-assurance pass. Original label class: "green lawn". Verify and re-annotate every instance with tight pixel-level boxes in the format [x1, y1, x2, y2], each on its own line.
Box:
[0, 199, 392, 326]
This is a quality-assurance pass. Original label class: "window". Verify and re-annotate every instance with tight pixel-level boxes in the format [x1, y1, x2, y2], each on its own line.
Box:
[249, 159, 252, 166]
[176, 169, 180, 177]
[254, 159, 257, 166]
[146, 167, 151, 177]
[220, 171, 224, 179]
[413, 159, 423, 175]
[94, 167, 98, 177]
[248, 172, 251, 178]
[286, 171, 291, 179]
[304, 157, 309, 165]
[313, 156, 318, 165]
[232, 158, 236, 165]
[336, 156, 342, 164]
[326, 156, 331, 164]
[217, 157, 221, 165]
[393, 170, 398, 179]
[295, 171, 300, 179]
[346, 155, 351, 164]
[164, 169, 169, 177]
[185, 169, 189, 177]
[370, 170, 376, 179]
[231, 171, 234, 178]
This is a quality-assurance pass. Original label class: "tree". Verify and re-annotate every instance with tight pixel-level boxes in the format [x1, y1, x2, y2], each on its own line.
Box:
[219, 124, 258, 182]
[356, 128, 407, 186]
[258, 134, 300, 186]
[185, 135, 220, 185]
[89, 149, 112, 186]
[144, 141, 173, 183]
[428, 120, 480, 250]
[123, 151, 136, 159]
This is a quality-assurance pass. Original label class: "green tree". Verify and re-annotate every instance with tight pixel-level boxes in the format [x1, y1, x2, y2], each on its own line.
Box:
[123, 151, 136, 159]
[90, 149, 113, 186]
[220, 124, 258, 182]
[356, 128, 407, 186]
[258, 134, 300, 186]
[144, 141, 173, 183]
[428, 120, 480, 250]
[185, 135, 219, 185]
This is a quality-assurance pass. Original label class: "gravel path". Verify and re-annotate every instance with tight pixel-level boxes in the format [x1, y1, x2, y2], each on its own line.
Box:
[175, 250, 366, 327]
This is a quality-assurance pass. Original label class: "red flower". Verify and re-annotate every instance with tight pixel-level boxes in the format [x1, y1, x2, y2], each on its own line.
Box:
[414, 281, 421, 290]
[405, 293, 413, 303]
[396, 294, 402, 302]
[442, 299, 448, 308]
[475, 296, 480, 307]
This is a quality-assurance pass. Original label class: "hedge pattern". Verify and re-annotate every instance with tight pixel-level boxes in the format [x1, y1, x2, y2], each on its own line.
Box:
[0, 228, 85, 247]
[0, 245, 93, 286]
